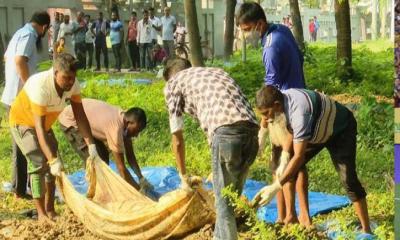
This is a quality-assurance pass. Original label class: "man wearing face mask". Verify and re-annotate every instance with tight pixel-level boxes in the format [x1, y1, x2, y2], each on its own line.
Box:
[58, 15, 74, 55]
[237, 2, 309, 227]
[58, 99, 153, 192]
[9, 53, 99, 223]
[1, 11, 50, 200]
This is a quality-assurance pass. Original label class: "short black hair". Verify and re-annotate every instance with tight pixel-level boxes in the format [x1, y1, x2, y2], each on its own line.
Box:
[125, 107, 147, 130]
[163, 58, 192, 81]
[149, 7, 155, 12]
[30, 11, 51, 26]
[85, 14, 90, 19]
[236, 2, 266, 25]
[256, 85, 284, 109]
[131, 11, 137, 16]
[143, 9, 149, 14]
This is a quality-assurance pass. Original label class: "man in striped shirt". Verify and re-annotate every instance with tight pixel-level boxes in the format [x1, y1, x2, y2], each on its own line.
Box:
[252, 86, 371, 233]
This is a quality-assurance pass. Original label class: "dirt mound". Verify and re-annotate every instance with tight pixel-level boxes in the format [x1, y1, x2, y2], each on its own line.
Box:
[0, 210, 98, 240]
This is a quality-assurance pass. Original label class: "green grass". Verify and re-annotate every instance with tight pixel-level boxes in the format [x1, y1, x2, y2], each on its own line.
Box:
[0, 40, 394, 239]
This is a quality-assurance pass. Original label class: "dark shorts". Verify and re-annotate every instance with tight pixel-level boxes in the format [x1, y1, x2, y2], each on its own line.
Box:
[303, 115, 367, 202]
[60, 125, 110, 166]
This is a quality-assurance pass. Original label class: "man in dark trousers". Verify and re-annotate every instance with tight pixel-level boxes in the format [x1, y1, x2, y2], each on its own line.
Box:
[91, 12, 110, 72]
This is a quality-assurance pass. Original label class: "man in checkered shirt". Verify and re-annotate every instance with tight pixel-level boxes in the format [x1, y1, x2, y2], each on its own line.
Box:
[163, 58, 259, 240]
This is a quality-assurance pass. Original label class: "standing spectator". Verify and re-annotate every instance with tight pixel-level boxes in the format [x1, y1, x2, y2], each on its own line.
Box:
[149, 7, 161, 68]
[1, 11, 50, 200]
[110, 11, 124, 72]
[52, 12, 61, 47]
[174, 22, 187, 45]
[91, 12, 110, 72]
[73, 12, 88, 69]
[309, 19, 315, 42]
[137, 10, 152, 71]
[85, 15, 95, 70]
[126, 11, 140, 71]
[161, 7, 176, 57]
[151, 44, 167, 66]
[58, 15, 74, 55]
[313, 16, 320, 41]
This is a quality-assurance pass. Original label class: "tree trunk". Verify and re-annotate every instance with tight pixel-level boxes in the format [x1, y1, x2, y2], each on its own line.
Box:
[391, 0, 395, 41]
[184, 0, 204, 66]
[224, 0, 236, 61]
[289, 0, 305, 52]
[0, 32, 4, 85]
[334, 0, 352, 80]
[360, 16, 367, 41]
[379, 0, 387, 38]
[371, 0, 378, 40]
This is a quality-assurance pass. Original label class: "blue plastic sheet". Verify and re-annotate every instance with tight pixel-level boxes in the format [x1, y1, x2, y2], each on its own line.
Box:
[68, 163, 377, 239]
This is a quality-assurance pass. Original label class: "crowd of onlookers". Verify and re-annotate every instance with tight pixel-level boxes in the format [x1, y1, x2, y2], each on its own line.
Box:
[50, 7, 186, 72]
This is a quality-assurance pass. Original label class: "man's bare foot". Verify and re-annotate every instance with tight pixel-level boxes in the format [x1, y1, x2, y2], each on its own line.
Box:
[298, 214, 312, 228]
[284, 215, 299, 225]
[46, 211, 57, 220]
[275, 218, 284, 224]
[38, 214, 55, 225]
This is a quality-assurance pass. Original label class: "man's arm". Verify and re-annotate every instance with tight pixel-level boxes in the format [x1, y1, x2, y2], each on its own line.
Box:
[15, 56, 30, 83]
[172, 130, 186, 175]
[70, 100, 95, 145]
[124, 138, 144, 179]
[34, 115, 57, 161]
[278, 140, 308, 185]
[111, 150, 140, 189]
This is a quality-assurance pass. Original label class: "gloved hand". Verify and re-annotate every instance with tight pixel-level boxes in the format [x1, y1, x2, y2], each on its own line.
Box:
[179, 173, 193, 192]
[252, 180, 282, 207]
[139, 177, 154, 191]
[206, 172, 213, 183]
[88, 144, 99, 159]
[258, 126, 269, 157]
[276, 151, 290, 177]
[48, 157, 63, 177]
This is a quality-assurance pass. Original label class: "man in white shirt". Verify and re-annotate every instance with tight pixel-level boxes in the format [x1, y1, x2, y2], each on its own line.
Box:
[84, 15, 95, 70]
[161, 7, 176, 57]
[137, 10, 152, 70]
[149, 7, 161, 69]
[58, 15, 74, 55]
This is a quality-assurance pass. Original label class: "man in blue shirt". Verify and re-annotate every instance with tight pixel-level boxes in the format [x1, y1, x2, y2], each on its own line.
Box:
[237, 2, 309, 227]
[110, 11, 123, 72]
[237, 3, 305, 90]
[91, 12, 110, 72]
[73, 11, 88, 69]
[1, 11, 50, 200]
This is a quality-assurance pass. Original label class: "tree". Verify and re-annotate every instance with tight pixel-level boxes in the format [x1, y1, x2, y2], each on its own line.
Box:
[379, 0, 387, 38]
[334, 0, 352, 80]
[0, 33, 4, 85]
[224, 0, 236, 61]
[371, 0, 378, 40]
[184, 0, 204, 66]
[289, 0, 305, 52]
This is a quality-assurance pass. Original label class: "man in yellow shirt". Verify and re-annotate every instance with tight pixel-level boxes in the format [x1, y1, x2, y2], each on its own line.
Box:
[9, 53, 98, 223]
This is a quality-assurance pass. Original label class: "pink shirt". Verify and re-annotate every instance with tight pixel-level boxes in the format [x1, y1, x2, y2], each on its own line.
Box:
[58, 99, 125, 153]
[127, 19, 138, 42]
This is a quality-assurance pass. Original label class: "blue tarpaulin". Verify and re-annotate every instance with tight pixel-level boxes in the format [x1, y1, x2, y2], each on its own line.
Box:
[67, 162, 376, 239]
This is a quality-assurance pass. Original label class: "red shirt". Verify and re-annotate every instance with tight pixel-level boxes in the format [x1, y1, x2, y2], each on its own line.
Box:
[127, 19, 138, 42]
[309, 22, 315, 33]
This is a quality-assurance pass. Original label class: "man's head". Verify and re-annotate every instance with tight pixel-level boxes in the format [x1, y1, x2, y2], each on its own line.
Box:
[163, 58, 192, 81]
[314, 16, 317, 20]
[84, 14, 91, 23]
[64, 15, 70, 24]
[123, 107, 147, 138]
[131, 11, 137, 20]
[143, 9, 149, 21]
[53, 53, 78, 92]
[164, 7, 171, 16]
[256, 85, 285, 124]
[98, 12, 103, 21]
[60, 13, 64, 22]
[237, 2, 267, 38]
[55, 12, 60, 21]
[30, 11, 51, 52]
[149, 7, 155, 17]
[77, 11, 84, 22]
[111, 11, 118, 21]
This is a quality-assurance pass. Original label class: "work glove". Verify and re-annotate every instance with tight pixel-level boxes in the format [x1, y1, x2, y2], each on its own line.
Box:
[258, 126, 269, 157]
[206, 172, 213, 183]
[49, 157, 63, 177]
[139, 177, 154, 192]
[251, 180, 282, 207]
[179, 173, 193, 192]
[276, 151, 290, 177]
[88, 144, 99, 160]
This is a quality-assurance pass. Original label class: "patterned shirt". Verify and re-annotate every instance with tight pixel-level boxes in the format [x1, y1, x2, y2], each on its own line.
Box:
[164, 67, 258, 142]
